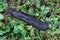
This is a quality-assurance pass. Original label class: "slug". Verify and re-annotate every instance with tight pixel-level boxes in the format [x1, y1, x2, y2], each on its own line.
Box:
[8, 8, 51, 30]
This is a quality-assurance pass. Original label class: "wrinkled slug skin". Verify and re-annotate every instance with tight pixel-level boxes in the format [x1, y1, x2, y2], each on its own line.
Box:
[8, 8, 50, 30]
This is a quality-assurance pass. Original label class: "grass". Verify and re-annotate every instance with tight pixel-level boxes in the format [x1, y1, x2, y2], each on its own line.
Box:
[0, 0, 60, 40]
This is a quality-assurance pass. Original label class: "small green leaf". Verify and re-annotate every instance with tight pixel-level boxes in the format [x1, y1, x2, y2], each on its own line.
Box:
[4, 26, 10, 33]
[0, 14, 4, 20]
[45, 7, 50, 10]
[24, 37, 31, 40]
[35, 12, 40, 16]
[13, 26, 20, 34]
[13, 24, 24, 34]
[40, 5, 45, 10]
[21, 30, 26, 36]
[29, 8, 34, 15]
[11, 36, 16, 40]
[26, 25, 32, 30]
[0, 30, 4, 35]
[43, 7, 50, 14]
[21, 8, 27, 13]
[25, 1, 31, 5]
[0, 22, 2, 27]
[18, 24, 24, 30]
[0, 2, 7, 12]
[35, 0, 40, 8]
[0, 8, 3, 12]
[40, 6, 50, 14]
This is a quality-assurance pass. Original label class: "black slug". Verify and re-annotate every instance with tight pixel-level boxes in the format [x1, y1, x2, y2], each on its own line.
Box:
[8, 8, 51, 30]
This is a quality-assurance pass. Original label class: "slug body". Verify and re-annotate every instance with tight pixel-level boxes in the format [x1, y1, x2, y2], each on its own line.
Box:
[8, 8, 50, 30]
